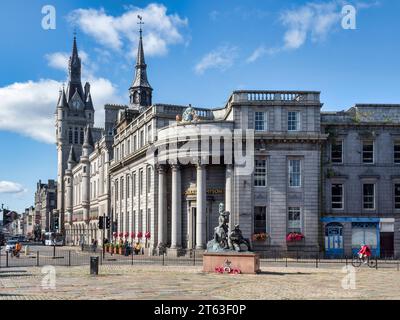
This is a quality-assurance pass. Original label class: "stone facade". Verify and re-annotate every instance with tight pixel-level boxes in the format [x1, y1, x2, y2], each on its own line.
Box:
[34, 180, 57, 233]
[57, 32, 400, 258]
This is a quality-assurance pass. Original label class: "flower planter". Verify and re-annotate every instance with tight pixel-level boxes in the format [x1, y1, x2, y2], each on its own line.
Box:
[113, 247, 118, 254]
[118, 248, 124, 255]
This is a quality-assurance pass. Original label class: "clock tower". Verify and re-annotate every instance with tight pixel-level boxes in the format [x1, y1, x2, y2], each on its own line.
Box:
[129, 17, 153, 111]
[55, 35, 95, 235]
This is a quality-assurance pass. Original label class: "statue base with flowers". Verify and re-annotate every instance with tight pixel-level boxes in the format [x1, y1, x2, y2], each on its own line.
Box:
[203, 203, 260, 274]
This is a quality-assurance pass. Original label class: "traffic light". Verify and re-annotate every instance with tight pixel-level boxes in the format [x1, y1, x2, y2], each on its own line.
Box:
[2, 209, 12, 226]
[54, 217, 59, 230]
[98, 216, 104, 230]
[106, 217, 111, 229]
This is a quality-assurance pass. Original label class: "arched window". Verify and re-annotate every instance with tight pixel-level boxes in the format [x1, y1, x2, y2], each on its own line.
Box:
[74, 128, 78, 144]
[80, 128, 84, 145]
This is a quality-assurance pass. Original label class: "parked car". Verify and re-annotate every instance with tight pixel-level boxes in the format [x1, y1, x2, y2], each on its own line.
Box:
[5, 240, 18, 253]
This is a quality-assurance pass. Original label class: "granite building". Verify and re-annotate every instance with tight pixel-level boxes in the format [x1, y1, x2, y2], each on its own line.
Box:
[58, 29, 400, 258]
[35, 179, 57, 233]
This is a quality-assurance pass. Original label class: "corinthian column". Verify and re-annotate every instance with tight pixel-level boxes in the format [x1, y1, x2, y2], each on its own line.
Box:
[196, 164, 206, 249]
[170, 164, 181, 249]
[157, 165, 166, 247]
[225, 164, 233, 231]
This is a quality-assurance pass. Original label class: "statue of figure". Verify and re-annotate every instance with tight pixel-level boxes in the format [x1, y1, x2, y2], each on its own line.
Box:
[182, 104, 196, 122]
[228, 224, 252, 252]
[206, 203, 230, 252]
[206, 203, 252, 253]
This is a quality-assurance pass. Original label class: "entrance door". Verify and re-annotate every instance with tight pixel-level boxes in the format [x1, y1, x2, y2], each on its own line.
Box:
[325, 223, 344, 257]
[380, 232, 394, 258]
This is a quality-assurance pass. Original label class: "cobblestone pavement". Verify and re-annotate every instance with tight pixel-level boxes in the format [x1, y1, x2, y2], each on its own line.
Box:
[0, 265, 399, 300]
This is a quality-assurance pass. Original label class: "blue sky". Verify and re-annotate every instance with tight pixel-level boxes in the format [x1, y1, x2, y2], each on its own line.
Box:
[0, 0, 399, 213]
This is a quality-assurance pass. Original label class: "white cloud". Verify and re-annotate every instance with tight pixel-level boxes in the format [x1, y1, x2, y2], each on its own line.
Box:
[246, 46, 282, 63]
[68, 3, 188, 58]
[195, 45, 238, 75]
[246, 0, 377, 63]
[0, 77, 121, 144]
[0, 181, 26, 194]
[280, 1, 341, 50]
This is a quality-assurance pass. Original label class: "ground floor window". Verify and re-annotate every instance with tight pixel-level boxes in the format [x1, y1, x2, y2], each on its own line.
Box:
[351, 222, 378, 251]
[287, 207, 301, 233]
[254, 206, 266, 234]
[395, 184, 400, 209]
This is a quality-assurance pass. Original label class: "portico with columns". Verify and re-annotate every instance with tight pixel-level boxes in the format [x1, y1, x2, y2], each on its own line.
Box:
[156, 162, 233, 255]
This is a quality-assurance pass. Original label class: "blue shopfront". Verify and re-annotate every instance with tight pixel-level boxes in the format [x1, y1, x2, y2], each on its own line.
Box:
[321, 217, 380, 258]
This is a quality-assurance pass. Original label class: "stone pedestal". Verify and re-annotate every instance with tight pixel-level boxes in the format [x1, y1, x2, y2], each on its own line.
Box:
[203, 252, 261, 274]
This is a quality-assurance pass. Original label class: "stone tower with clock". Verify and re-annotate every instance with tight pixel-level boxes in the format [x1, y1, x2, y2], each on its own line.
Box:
[129, 26, 153, 112]
[54, 36, 95, 233]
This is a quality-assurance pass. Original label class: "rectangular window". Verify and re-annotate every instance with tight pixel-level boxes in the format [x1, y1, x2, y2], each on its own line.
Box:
[140, 130, 144, 148]
[362, 141, 374, 164]
[254, 206, 267, 234]
[127, 139, 131, 154]
[394, 143, 400, 164]
[133, 173, 136, 197]
[126, 176, 130, 198]
[288, 111, 300, 132]
[255, 112, 267, 131]
[289, 159, 301, 187]
[147, 167, 151, 193]
[254, 160, 267, 187]
[395, 184, 400, 209]
[288, 207, 301, 233]
[331, 140, 343, 163]
[120, 178, 124, 200]
[331, 184, 344, 210]
[148, 125, 153, 142]
[139, 170, 143, 195]
[115, 180, 119, 200]
[363, 184, 375, 210]
[133, 135, 137, 152]
[121, 144, 125, 159]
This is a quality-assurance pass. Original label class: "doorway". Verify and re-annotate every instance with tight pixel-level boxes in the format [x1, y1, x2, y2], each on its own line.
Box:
[380, 232, 394, 258]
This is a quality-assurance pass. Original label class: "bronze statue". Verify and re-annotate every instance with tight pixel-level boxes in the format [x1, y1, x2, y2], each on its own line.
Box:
[228, 224, 252, 252]
[206, 203, 252, 253]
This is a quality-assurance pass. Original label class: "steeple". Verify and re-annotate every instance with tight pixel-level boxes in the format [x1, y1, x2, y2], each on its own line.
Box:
[67, 145, 77, 166]
[83, 125, 94, 149]
[66, 34, 84, 103]
[57, 88, 68, 108]
[129, 16, 153, 110]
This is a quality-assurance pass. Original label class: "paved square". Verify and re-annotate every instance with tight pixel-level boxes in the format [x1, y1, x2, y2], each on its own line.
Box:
[0, 265, 399, 300]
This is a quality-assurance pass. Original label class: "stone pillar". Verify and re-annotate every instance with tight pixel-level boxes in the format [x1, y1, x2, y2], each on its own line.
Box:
[170, 165, 181, 249]
[157, 165, 166, 247]
[225, 164, 233, 231]
[196, 164, 206, 249]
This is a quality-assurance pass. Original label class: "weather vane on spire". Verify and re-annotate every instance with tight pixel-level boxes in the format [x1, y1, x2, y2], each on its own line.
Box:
[137, 15, 144, 35]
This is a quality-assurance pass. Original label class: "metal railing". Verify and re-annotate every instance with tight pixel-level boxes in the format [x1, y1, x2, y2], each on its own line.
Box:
[1, 246, 399, 270]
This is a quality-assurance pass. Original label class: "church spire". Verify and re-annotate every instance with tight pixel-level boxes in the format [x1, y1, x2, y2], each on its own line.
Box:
[129, 15, 153, 110]
[66, 34, 84, 103]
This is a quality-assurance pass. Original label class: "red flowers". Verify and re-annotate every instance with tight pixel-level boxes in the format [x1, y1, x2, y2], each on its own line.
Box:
[124, 232, 129, 238]
[137, 232, 143, 238]
[145, 231, 151, 239]
[118, 232, 123, 238]
[113, 232, 117, 238]
[286, 232, 305, 242]
[130, 232, 135, 239]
